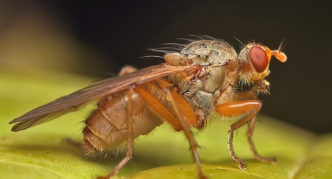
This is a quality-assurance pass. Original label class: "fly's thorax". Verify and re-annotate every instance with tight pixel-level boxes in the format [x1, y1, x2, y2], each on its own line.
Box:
[167, 40, 238, 128]
[178, 40, 238, 92]
[180, 40, 237, 66]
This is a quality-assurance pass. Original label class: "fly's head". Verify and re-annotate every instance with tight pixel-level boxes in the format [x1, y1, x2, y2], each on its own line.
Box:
[237, 42, 287, 84]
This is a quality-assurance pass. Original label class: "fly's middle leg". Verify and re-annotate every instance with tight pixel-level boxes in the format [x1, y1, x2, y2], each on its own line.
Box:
[135, 79, 206, 179]
[155, 78, 206, 179]
[166, 90, 206, 179]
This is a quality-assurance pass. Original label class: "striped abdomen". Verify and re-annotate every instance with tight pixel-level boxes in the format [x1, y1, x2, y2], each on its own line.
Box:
[82, 84, 166, 155]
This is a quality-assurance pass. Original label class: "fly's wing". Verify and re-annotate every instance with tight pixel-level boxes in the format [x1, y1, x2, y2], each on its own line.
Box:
[10, 64, 198, 131]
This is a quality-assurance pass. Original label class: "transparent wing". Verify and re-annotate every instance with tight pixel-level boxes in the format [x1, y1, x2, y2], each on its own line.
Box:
[10, 64, 198, 131]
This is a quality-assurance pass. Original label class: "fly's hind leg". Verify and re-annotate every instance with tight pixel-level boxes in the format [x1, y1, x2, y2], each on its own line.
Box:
[97, 66, 137, 178]
[247, 116, 276, 164]
[63, 66, 137, 153]
[97, 88, 134, 179]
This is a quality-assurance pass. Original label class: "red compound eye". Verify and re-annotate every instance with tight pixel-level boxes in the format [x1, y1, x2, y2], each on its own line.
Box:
[249, 46, 268, 73]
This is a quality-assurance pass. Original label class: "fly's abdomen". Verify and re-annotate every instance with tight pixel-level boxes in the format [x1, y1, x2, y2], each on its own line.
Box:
[83, 89, 164, 155]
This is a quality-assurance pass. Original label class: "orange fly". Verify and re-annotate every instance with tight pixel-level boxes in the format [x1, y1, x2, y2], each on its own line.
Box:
[10, 37, 287, 179]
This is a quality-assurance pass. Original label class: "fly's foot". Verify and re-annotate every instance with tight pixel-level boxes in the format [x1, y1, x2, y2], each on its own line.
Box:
[237, 160, 247, 170]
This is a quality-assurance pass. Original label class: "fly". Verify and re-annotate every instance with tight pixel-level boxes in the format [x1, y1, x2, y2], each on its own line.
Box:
[10, 38, 287, 179]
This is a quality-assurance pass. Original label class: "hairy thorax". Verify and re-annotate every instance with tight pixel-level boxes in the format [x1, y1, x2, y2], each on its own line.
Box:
[168, 40, 238, 128]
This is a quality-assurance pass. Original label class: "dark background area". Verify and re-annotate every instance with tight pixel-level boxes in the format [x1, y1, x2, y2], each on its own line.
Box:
[1, 1, 331, 133]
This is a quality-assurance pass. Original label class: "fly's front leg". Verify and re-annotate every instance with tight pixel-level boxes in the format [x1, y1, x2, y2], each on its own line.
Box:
[247, 116, 276, 163]
[97, 88, 134, 179]
[216, 100, 262, 170]
[216, 85, 276, 169]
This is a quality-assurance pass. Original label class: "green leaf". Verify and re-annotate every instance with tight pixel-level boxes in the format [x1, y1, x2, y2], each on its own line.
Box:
[0, 72, 331, 179]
